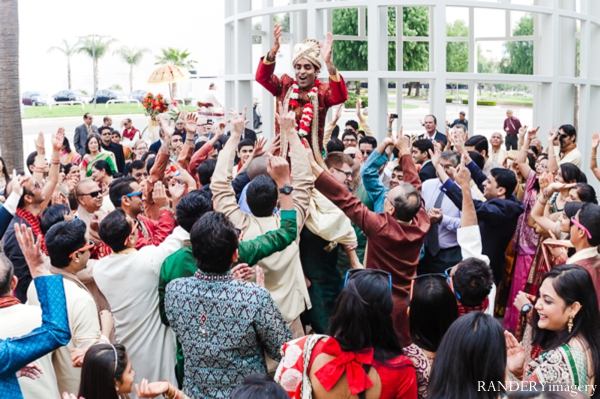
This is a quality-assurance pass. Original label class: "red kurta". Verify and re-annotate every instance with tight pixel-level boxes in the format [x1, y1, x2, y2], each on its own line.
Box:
[314, 154, 430, 347]
[255, 57, 348, 150]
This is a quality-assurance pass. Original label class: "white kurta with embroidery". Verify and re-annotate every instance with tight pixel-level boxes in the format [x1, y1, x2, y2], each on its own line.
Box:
[94, 227, 188, 398]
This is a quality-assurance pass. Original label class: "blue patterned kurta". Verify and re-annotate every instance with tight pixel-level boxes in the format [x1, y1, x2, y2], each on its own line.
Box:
[0, 275, 71, 399]
[165, 271, 292, 399]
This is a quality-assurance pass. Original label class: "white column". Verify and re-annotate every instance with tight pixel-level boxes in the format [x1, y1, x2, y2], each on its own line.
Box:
[367, 5, 388, 141]
[431, 4, 447, 128]
[260, 0, 275, 138]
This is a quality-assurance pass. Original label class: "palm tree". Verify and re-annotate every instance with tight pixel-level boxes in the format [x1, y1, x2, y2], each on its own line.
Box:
[48, 39, 80, 90]
[113, 46, 150, 94]
[77, 36, 117, 105]
[0, 0, 23, 170]
[154, 48, 197, 98]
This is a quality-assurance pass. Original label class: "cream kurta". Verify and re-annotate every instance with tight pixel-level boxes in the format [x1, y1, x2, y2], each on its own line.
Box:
[93, 227, 187, 398]
[212, 145, 312, 323]
[305, 189, 357, 247]
[0, 303, 60, 399]
[27, 277, 109, 396]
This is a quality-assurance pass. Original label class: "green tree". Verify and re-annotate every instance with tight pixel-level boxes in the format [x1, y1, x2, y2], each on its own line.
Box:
[499, 14, 533, 75]
[446, 20, 468, 73]
[113, 46, 150, 93]
[48, 39, 80, 90]
[155, 48, 197, 98]
[0, 0, 23, 170]
[332, 7, 430, 95]
[77, 36, 117, 105]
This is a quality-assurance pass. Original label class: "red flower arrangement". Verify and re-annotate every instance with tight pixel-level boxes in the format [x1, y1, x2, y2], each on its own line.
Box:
[142, 93, 168, 121]
[197, 102, 214, 108]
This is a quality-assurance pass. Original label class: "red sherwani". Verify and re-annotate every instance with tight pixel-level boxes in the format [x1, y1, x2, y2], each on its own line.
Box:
[315, 154, 430, 347]
[134, 210, 176, 250]
[255, 57, 348, 150]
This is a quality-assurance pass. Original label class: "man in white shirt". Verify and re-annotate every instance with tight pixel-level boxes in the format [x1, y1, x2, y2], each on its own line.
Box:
[96, 208, 187, 397]
[27, 219, 112, 395]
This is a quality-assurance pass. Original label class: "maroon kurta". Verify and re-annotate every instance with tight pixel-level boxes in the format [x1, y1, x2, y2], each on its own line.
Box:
[255, 57, 348, 150]
[314, 154, 430, 346]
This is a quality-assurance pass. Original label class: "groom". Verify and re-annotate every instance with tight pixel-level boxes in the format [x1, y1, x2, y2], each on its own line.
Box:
[256, 24, 348, 163]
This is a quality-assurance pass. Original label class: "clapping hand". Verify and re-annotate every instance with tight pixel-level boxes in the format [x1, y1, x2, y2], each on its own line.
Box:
[231, 263, 254, 282]
[14, 224, 47, 279]
[593, 133, 600, 150]
[505, 331, 526, 376]
[184, 113, 198, 135]
[275, 102, 297, 135]
[52, 127, 65, 152]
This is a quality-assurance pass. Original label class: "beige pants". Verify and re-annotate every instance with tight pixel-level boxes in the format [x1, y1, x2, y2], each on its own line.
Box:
[266, 316, 304, 373]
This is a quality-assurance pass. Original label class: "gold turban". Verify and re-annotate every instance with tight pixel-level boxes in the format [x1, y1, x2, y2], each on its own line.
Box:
[292, 39, 322, 70]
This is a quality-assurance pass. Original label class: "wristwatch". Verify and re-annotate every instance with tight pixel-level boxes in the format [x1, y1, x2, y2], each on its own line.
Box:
[520, 303, 533, 316]
[279, 185, 294, 195]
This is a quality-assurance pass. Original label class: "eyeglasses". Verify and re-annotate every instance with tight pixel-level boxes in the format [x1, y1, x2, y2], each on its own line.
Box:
[343, 139, 357, 143]
[361, 150, 373, 156]
[69, 240, 95, 259]
[333, 167, 352, 178]
[344, 269, 392, 291]
[570, 218, 592, 240]
[120, 191, 142, 201]
[409, 273, 446, 301]
[444, 266, 462, 300]
[79, 190, 102, 198]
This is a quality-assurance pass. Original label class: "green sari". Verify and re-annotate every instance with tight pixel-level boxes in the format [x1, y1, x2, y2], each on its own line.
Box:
[82, 152, 117, 177]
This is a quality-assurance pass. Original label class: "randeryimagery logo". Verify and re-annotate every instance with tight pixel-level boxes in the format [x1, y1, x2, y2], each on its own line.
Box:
[478, 381, 596, 397]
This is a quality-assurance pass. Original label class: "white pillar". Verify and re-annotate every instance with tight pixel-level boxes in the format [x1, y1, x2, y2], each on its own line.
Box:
[367, 5, 388, 141]
[431, 4, 447, 128]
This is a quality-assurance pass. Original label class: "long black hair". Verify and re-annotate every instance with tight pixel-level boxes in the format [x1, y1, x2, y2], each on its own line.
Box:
[62, 136, 73, 154]
[409, 275, 458, 352]
[78, 343, 128, 399]
[530, 264, 600, 394]
[428, 312, 506, 399]
[328, 270, 403, 363]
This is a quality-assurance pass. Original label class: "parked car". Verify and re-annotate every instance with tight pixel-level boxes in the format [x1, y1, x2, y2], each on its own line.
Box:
[92, 89, 131, 104]
[54, 90, 92, 103]
[22, 91, 53, 106]
[130, 89, 148, 102]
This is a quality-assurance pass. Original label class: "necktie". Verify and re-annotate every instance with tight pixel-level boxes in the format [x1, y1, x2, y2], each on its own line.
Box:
[425, 190, 445, 257]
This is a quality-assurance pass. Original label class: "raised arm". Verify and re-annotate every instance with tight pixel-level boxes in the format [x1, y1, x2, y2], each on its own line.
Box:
[211, 112, 251, 231]
[176, 113, 199, 170]
[361, 138, 392, 207]
[546, 127, 560, 175]
[277, 103, 313, 227]
[40, 128, 64, 211]
[515, 125, 538, 179]
[1, 224, 71, 375]
[323, 104, 343, 146]
[256, 24, 284, 97]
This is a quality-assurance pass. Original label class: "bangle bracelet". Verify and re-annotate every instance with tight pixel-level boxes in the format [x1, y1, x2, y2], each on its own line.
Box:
[548, 154, 556, 158]
[51, 159, 60, 165]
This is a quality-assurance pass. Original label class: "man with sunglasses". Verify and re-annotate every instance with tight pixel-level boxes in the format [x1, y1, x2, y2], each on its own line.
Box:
[74, 179, 106, 244]
[310, 132, 429, 347]
[358, 136, 377, 165]
[109, 177, 176, 250]
[26, 219, 112, 395]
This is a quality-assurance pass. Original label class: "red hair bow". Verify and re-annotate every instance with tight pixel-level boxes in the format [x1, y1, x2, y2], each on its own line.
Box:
[313, 338, 374, 395]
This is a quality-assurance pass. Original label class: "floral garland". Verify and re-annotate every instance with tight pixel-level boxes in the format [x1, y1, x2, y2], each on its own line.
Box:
[289, 79, 319, 137]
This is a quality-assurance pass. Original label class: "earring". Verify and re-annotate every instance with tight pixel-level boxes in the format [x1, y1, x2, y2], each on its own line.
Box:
[568, 315, 574, 333]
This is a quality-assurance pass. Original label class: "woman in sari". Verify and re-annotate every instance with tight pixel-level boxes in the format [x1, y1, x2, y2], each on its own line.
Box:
[506, 265, 600, 397]
[59, 137, 81, 165]
[80, 134, 116, 179]
[503, 128, 546, 332]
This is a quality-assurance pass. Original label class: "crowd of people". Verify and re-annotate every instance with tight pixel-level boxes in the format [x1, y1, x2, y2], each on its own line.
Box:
[2, 26, 600, 399]
[1, 104, 598, 398]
